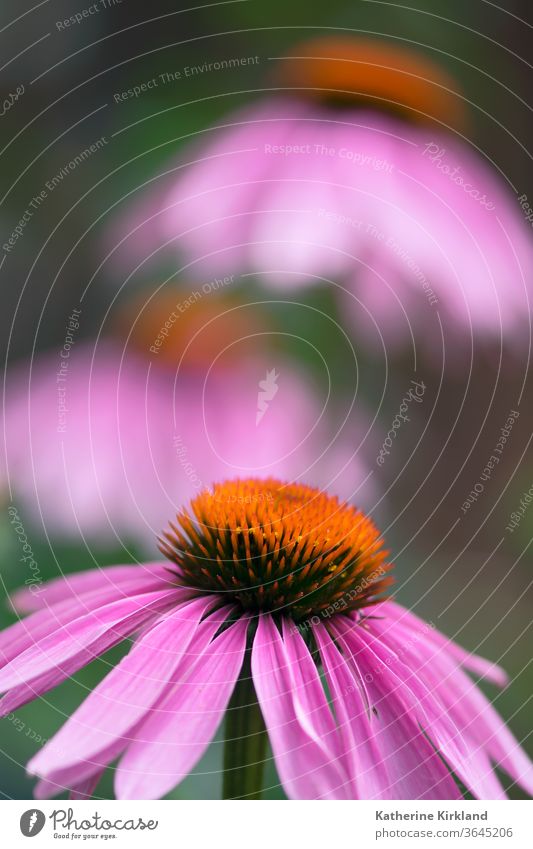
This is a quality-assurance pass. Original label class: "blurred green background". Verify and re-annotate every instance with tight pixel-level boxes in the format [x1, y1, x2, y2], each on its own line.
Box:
[0, 0, 531, 799]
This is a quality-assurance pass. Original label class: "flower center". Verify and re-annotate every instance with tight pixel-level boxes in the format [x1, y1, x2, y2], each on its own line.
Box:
[159, 478, 392, 621]
[274, 36, 465, 130]
[114, 291, 266, 371]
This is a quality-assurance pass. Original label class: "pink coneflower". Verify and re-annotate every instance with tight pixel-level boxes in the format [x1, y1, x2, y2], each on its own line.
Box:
[112, 38, 532, 349]
[2, 295, 372, 552]
[2, 479, 531, 800]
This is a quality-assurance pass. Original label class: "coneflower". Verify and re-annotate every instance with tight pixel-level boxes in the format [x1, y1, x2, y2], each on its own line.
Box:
[2, 293, 372, 551]
[1, 479, 531, 800]
[111, 37, 533, 351]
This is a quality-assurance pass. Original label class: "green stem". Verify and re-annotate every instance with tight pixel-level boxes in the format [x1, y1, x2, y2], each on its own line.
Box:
[222, 649, 268, 799]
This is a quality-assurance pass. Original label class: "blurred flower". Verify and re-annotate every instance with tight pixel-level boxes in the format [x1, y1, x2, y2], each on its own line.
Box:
[111, 38, 533, 350]
[2, 479, 531, 800]
[2, 293, 373, 552]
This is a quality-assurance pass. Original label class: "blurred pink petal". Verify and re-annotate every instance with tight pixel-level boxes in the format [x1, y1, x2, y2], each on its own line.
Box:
[113, 100, 532, 349]
[3, 341, 373, 550]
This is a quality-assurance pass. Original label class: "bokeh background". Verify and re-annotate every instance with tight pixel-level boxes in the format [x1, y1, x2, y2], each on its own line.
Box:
[1, 0, 532, 799]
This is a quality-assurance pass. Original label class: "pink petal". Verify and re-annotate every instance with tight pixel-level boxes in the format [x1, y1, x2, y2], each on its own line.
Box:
[162, 101, 304, 277]
[0, 589, 181, 693]
[33, 771, 104, 800]
[280, 620, 344, 765]
[11, 563, 173, 613]
[27, 596, 218, 780]
[251, 615, 349, 799]
[1, 656, 102, 718]
[379, 601, 508, 686]
[347, 619, 503, 799]
[28, 604, 230, 792]
[1, 569, 183, 669]
[372, 614, 533, 796]
[371, 618, 507, 799]
[331, 620, 461, 799]
[313, 622, 387, 799]
[115, 616, 248, 799]
[3, 609, 176, 717]
[34, 778, 65, 800]
[70, 770, 105, 800]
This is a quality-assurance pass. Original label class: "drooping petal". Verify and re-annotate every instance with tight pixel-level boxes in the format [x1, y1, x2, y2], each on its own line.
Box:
[1, 568, 184, 669]
[115, 615, 248, 799]
[1, 656, 101, 718]
[378, 601, 508, 686]
[0, 589, 181, 694]
[436, 659, 533, 795]
[313, 622, 384, 799]
[160, 101, 304, 278]
[280, 620, 346, 767]
[33, 778, 66, 800]
[70, 771, 105, 800]
[330, 619, 461, 799]
[251, 614, 350, 799]
[33, 771, 105, 800]
[344, 619, 503, 799]
[10, 563, 174, 613]
[369, 613, 533, 796]
[27, 596, 219, 783]
[368, 618, 507, 798]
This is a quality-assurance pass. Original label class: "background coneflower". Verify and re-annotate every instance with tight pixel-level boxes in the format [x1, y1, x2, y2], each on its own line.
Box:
[111, 36, 533, 353]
